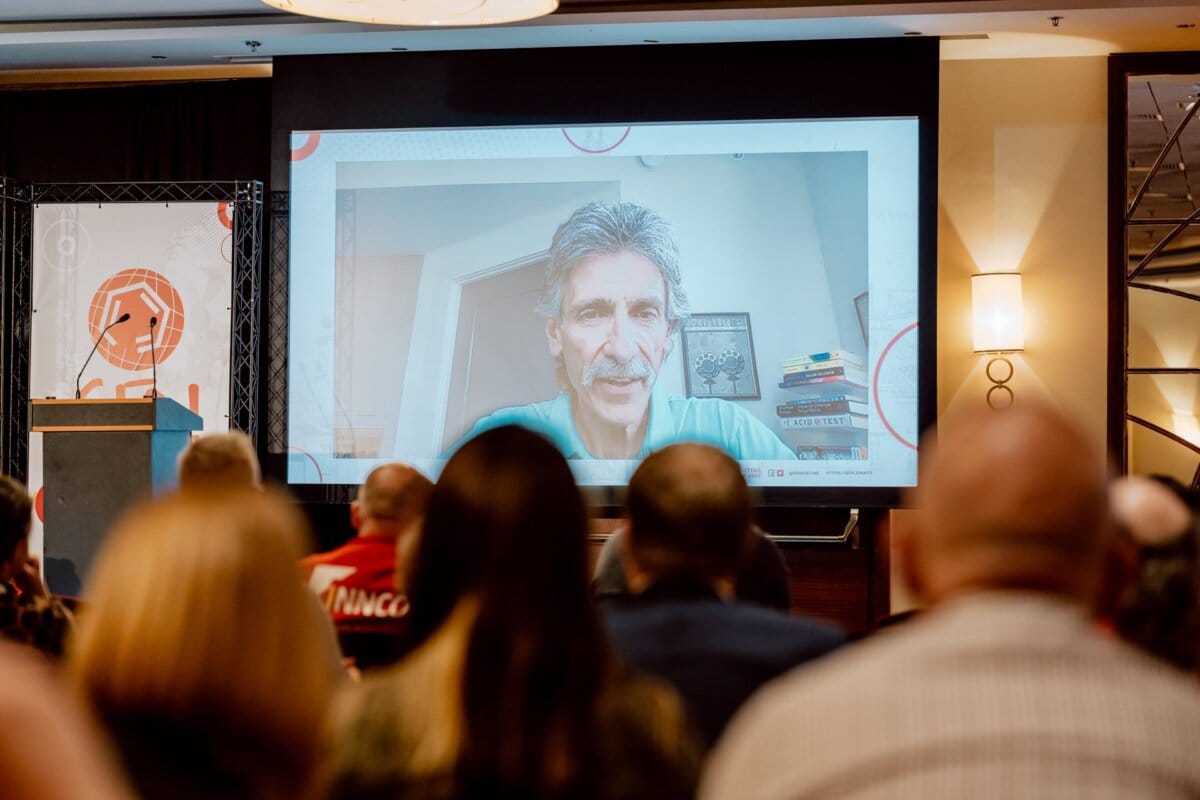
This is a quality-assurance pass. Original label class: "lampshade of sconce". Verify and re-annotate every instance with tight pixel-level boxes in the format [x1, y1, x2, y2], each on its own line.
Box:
[261, 0, 557, 25]
[972, 272, 1025, 353]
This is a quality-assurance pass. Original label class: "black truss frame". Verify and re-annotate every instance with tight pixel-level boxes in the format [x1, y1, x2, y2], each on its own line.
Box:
[0, 180, 263, 479]
[267, 191, 289, 457]
[0, 179, 33, 481]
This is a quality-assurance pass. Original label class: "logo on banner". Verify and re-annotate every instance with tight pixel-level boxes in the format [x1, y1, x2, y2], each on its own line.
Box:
[87, 268, 185, 370]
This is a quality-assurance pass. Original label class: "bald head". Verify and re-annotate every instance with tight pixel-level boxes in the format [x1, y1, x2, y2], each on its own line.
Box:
[903, 403, 1110, 606]
[625, 443, 752, 583]
[178, 431, 260, 492]
[354, 464, 432, 535]
[1111, 476, 1193, 547]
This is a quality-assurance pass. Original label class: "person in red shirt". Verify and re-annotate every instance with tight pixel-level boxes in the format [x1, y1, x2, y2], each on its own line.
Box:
[303, 463, 433, 670]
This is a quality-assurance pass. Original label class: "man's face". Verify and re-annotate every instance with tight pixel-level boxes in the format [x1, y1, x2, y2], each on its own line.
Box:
[547, 250, 676, 432]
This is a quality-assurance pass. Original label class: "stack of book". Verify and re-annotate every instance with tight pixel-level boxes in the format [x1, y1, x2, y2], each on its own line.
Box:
[776, 350, 869, 458]
[778, 350, 867, 394]
[777, 394, 868, 430]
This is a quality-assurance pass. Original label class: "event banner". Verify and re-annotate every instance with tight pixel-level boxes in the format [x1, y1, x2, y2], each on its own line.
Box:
[27, 202, 234, 562]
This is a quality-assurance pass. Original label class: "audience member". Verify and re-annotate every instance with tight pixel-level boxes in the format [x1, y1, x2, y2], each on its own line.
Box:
[0, 475, 72, 659]
[0, 641, 135, 800]
[702, 403, 1200, 799]
[1110, 474, 1200, 672]
[603, 443, 843, 748]
[177, 429, 346, 672]
[303, 463, 433, 670]
[593, 523, 792, 611]
[177, 430, 260, 491]
[326, 425, 699, 800]
[68, 490, 340, 800]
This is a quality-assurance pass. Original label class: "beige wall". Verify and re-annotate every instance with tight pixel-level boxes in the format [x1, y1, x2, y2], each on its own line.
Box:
[892, 55, 1110, 613]
[939, 55, 1109, 442]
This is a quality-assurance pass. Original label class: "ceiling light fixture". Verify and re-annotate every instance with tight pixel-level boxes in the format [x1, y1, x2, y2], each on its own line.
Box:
[260, 0, 557, 26]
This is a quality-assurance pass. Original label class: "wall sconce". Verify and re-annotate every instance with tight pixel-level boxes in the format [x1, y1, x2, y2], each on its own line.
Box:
[972, 272, 1024, 409]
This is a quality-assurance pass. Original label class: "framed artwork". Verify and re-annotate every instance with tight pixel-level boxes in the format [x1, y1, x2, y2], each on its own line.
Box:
[854, 291, 869, 347]
[680, 312, 761, 400]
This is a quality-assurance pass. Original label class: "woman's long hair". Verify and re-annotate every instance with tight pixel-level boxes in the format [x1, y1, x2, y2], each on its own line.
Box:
[406, 426, 609, 796]
[68, 489, 336, 800]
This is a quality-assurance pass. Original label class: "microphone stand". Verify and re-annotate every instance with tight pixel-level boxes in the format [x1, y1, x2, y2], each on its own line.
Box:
[75, 313, 130, 399]
[148, 316, 158, 399]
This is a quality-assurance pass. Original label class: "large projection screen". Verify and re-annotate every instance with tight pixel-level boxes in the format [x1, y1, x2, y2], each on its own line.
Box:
[271, 39, 938, 506]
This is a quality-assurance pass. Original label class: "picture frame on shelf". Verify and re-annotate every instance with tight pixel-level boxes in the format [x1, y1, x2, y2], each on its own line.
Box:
[854, 291, 869, 347]
[680, 312, 761, 400]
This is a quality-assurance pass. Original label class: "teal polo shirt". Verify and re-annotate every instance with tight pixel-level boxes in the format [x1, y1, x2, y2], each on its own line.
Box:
[463, 390, 796, 460]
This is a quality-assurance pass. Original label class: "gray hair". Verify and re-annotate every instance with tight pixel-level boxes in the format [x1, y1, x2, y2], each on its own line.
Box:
[537, 201, 691, 323]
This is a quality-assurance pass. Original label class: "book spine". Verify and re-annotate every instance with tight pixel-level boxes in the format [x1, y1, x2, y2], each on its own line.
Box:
[782, 359, 855, 375]
[795, 445, 868, 460]
[778, 374, 866, 388]
[779, 414, 865, 429]
[781, 366, 847, 381]
[783, 394, 853, 404]
[782, 351, 865, 367]
[777, 400, 864, 416]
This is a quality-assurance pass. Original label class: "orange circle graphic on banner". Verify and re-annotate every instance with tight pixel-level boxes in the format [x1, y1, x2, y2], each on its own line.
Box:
[87, 268, 185, 371]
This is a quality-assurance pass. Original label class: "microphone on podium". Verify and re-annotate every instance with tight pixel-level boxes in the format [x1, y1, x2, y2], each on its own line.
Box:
[149, 316, 159, 399]
[75, 312, 131, 399]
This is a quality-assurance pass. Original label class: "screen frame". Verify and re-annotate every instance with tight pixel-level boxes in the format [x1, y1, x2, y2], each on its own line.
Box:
[269, 38, 939, 508]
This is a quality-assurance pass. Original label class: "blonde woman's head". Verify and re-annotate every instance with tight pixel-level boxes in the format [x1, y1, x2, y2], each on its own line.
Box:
[69, 489, 334, 797]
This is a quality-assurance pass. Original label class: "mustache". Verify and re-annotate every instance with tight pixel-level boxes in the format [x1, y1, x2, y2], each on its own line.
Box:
[582, 356, 656, 386]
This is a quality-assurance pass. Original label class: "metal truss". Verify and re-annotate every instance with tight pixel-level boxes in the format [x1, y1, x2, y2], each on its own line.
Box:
[30, 181, 241, 206]
[266, 191, 289, 456]
[5, 181, 263, 468]
[229, 182, 263, 440]
[0, 178, 33, 481]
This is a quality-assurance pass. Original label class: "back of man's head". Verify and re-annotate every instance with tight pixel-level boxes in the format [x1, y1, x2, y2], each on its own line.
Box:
[1110, 475, 1200, 671]
[902, 402, 1110, 606]
[356, 464, 433, 532]
[1110, 475, 1193, 547]
[626, 443, 752, 584]
[177, 431, 260, 492]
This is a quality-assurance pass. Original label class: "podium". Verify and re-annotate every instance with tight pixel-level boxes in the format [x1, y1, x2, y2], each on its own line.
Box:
[30, 398, 203, 595]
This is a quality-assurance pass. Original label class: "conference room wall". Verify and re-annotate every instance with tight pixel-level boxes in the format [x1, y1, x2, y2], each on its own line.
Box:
[892, 54, 1109, 614]
[0, 56, 1112, 628]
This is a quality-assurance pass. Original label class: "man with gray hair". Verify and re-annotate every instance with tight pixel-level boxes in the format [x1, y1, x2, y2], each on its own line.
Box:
[465, 201, 793, 460]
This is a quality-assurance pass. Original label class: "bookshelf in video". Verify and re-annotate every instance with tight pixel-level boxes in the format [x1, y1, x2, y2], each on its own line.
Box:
[776, 350, 868, 461]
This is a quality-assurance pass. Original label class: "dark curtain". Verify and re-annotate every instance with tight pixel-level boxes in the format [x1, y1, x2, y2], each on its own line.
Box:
[0, 78, 270, 184]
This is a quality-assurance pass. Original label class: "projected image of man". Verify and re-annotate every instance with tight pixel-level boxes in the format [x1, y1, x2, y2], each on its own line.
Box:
[464, 202, 795, 461]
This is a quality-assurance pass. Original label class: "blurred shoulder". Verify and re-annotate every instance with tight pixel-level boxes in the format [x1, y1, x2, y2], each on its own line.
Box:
[593, 670, 701, 800]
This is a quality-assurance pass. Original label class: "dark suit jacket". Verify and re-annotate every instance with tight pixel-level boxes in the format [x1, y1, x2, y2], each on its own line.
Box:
[603, 578, 845, 749]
